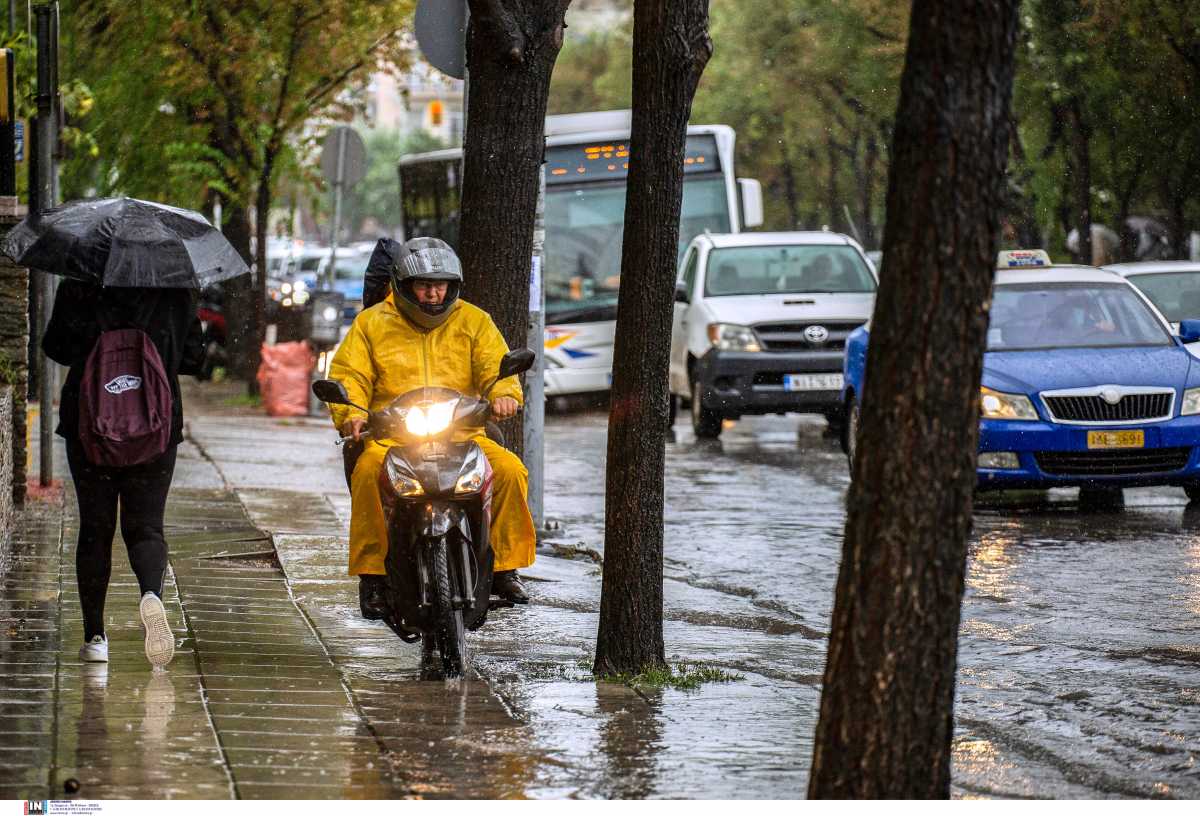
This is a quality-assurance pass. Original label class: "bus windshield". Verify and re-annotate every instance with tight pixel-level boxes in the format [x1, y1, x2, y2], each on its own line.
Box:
[544, 176, 730, 322]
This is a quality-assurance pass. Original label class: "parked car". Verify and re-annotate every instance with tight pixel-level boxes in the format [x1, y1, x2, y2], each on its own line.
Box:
[670, 231, 877, 438]
[1103, 261, 1200, 333]
[842, 250, 1200, 503]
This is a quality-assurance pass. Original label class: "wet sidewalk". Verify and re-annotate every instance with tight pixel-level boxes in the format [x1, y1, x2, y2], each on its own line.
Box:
[1, 394, 814, 800]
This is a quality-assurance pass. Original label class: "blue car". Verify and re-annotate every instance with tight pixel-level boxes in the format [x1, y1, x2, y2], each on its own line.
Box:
[842, 251, 1200, 500]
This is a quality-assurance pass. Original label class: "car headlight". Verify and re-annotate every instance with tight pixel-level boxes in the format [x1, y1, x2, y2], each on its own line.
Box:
[707, 323, 761, 352]
[281, 282, 292, 295]
[294, 279, 308, 292]
[1182, 387, 1200, 416]
[980, 386, 1038, 420]
[384, 454, 423, 497]
[455, 447, 488, 494]
[404, 400, 457, 437]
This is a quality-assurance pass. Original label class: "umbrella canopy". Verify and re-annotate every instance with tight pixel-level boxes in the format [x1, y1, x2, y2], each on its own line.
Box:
[0, 197, 250, 289]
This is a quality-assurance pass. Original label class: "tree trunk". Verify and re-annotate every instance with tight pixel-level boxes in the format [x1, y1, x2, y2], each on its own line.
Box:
[779, 137, 801, 229]
[861, 131, 879, 250]
[593, 0, 712, 678]
[250, 167, 274, 397]
[221, 200, 256, 386]
[1065, 99, 1092, 264]
[808, 0, 1019, 799]
[459, 0, 571, 459]
[825, 135, 842, 231]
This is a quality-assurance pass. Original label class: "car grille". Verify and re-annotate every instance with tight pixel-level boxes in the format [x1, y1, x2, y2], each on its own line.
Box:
[1035, 447, 1192, 476]
[754, 320, 864, 352]
[1042, 392, 1173, 423]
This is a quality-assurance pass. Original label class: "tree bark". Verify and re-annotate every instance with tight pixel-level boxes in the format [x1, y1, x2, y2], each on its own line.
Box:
[808, 0, 1019, 799]
[593, 0, 712, 677]
[1065, 98, 1092, 264]
[221, 200, 256, 386]
[458, 0, 571, 458]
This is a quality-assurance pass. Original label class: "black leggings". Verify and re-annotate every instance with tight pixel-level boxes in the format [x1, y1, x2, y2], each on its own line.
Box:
[66, 441, 178, 641]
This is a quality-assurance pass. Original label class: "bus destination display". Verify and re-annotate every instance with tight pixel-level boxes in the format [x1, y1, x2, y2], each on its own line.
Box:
[546, 134, 721, 185]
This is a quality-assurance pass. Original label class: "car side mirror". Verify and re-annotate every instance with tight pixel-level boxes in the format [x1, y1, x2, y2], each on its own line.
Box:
[312, 379, 352, 405]
[497, 348, 536, 380]
[1180, 320, 1200, 344]
[674, 281, 690, 304]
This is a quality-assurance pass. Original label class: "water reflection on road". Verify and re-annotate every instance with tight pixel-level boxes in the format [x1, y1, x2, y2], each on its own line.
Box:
[539, 409, 1200, 798]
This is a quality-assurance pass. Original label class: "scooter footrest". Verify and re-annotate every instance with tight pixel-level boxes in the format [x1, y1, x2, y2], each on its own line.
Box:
[384, 614, 423, 643]
[488, 598, 516, 611]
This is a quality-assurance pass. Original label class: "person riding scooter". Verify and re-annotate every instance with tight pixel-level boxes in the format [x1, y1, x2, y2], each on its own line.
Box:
[327, 237, 536, 618]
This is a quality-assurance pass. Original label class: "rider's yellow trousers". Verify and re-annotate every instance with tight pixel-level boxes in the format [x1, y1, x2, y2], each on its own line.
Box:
[348, 436, 537, 576]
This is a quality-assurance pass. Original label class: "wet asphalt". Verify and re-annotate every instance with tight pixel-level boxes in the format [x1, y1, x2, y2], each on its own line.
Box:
[3, 391, 1198, 799]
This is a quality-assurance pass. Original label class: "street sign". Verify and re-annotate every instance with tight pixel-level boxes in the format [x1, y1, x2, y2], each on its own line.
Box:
[319, 126, 366, 189]
[414, 0, 468, 80]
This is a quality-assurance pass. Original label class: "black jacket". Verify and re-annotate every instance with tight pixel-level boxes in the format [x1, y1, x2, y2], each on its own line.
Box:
[42, 280, 206, 446]
[363, 238, 407, 309]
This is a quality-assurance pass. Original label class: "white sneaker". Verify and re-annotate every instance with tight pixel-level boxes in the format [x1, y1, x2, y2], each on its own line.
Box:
[78, 634, 108, 663]
[139, 592, 175, 668]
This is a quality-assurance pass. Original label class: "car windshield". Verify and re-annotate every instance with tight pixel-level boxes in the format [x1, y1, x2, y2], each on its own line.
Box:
[988, 282, 1173, 350]
[703, 245, 875, 297]
[1124, 271, 1200, 322]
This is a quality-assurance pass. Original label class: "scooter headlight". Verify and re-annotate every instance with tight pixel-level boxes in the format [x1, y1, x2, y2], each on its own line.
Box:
[404, 400, 457, 437]
[384, 454, 424, 497]
[455, 447, 488, 495]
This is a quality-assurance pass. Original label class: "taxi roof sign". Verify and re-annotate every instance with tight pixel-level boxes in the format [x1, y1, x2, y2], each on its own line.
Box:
[998, 249, 1052, 268]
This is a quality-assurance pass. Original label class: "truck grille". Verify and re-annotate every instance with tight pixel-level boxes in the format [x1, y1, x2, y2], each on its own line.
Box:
[1035, 447, 1191, 476]
[754, 320, 864, 352]
[1042, 392, 1173, 423]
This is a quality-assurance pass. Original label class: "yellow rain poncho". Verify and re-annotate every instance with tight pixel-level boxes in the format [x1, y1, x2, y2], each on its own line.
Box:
[328, 294, 536, 576]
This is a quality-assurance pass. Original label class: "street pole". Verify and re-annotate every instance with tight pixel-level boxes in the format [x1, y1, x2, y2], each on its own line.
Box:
[34, 2, 56, 486]
[524, 164, 545, 530]
[326, 127, 348, 291]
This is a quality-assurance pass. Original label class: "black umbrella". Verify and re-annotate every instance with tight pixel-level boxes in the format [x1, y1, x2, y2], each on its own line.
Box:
[0, 197, 250, 289]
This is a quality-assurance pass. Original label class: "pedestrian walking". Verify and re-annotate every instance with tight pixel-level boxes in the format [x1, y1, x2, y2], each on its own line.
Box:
[2, 196, 250, 669]
[44, 282, 206, 666]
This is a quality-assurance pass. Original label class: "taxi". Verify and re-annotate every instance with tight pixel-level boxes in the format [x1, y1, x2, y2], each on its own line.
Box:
[841, 250, 1200, 500]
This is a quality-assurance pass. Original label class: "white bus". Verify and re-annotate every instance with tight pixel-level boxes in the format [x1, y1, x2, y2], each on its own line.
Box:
[399, 110, 762, 396]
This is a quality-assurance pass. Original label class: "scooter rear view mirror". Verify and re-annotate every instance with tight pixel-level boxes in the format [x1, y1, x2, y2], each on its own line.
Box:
[312, 378, 353, 405]
[497, 348, 535, 380]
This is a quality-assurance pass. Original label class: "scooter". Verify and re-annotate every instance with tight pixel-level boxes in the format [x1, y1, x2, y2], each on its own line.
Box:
[311, 348, 535, 677]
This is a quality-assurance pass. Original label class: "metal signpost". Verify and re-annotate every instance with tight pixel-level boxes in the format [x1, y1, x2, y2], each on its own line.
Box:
[34, 3, 57, 486]
[320, 125, 366, 290]
[524, 168, 546, 530]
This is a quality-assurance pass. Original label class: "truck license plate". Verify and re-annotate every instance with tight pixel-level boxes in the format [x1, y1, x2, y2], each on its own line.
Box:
[784, 373, 843, 392]
[1087, 430, 1144, 449]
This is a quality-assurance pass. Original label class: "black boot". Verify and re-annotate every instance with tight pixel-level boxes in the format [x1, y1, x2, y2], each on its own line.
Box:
[493, 570, 529, 604]
[359, 574, 389, 620]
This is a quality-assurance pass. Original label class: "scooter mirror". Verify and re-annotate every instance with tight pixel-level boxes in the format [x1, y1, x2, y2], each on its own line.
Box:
[312, 379, 352, 405]
[497, 348, 536, 380]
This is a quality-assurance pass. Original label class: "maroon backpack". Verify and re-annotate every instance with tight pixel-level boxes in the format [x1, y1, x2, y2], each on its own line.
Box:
[78, 328, 173, 467]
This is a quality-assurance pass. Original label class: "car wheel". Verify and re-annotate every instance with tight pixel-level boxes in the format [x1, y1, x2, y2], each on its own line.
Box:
[691, 380, 723, 439]
[845, 400, 861, 477]
[1078, 484, 1124, 512]
[1185, 484, 1200, 503]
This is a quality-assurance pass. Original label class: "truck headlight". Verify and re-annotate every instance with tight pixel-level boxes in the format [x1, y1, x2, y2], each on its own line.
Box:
[455, 447, 488, 494]
[1182, 387, 1200, 416]
[707, 323, 761, 352]
[980, 386, 1037, 420]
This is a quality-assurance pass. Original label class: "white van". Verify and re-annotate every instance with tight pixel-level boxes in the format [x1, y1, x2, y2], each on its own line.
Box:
[670, 231, 877, 438]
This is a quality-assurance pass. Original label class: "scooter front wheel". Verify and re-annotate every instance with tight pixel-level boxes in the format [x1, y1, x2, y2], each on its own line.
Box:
[432, 536, 467, 677]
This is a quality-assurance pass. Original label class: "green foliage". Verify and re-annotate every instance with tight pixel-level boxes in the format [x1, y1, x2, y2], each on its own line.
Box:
[602, 662, 744, 692]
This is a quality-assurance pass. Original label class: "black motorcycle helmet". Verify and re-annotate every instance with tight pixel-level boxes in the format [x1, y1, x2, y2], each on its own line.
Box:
[390, 237, 463, 330]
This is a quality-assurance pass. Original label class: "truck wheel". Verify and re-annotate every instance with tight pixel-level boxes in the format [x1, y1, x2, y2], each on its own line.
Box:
[691, 380, 723, 439]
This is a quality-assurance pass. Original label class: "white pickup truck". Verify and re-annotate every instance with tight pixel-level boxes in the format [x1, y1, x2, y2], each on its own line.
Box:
[669, 231, 878, 438]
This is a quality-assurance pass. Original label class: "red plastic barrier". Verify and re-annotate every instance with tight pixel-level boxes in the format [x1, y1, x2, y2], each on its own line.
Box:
[256, 341, 315, 417]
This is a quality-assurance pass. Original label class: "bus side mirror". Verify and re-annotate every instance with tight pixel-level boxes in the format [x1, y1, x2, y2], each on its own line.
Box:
[738, 178, 764, 229]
